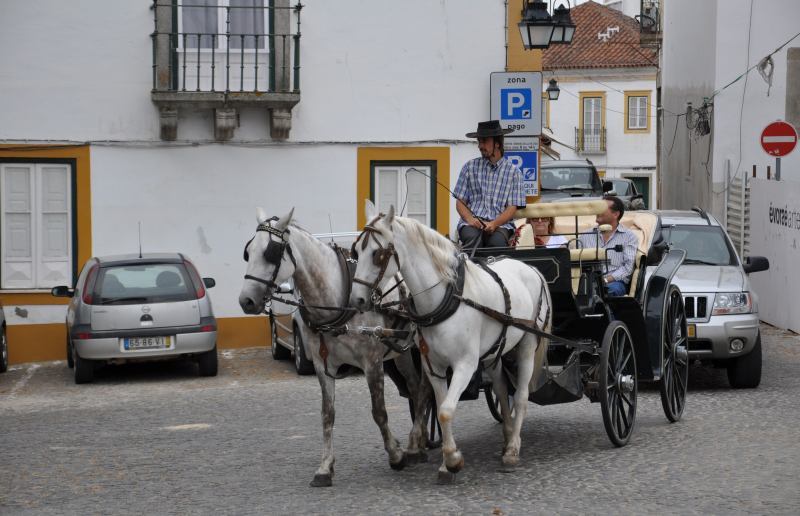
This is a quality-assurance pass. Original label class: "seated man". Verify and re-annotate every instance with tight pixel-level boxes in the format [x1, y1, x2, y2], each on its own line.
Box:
[578, 196, 639, 296]
[454, 120, 526, 249]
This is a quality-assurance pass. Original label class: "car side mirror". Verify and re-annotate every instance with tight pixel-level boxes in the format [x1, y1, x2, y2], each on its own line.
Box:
[743, 256, 769, 274]
[602, 182, 614, 193]
[51, 286, 74, 297]
[202, 277, 216, 289]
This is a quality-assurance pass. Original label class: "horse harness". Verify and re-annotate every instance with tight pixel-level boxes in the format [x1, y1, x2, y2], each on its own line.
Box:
[243, 220, 411, 379]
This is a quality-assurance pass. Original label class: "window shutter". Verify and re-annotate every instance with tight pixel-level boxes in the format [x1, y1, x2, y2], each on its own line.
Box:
[404, 167, 430, 226]
[37, 164, 72, 288]
[1, 164, 35, 288]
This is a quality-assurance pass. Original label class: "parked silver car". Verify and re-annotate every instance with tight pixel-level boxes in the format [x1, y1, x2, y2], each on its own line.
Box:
[656, 209, 769, 388]
[52, 253, 218, 384]
[0, 302, 7, 373]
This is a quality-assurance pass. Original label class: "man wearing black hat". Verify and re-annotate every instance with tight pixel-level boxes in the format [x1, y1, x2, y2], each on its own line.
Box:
[454, 120, 526, 249]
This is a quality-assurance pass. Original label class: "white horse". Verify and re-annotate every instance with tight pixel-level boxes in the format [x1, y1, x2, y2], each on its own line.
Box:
[349, 201, 552, 483]
[238, 208, 432, 487]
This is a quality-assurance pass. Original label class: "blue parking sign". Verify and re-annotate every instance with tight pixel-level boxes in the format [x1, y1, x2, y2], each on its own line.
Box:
[505, 150, 538, 197]
[501, 89, 532, 120]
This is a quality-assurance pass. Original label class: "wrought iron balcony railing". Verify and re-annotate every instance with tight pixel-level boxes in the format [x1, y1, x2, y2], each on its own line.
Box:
[575, 127, 606, 154]
[151, 1, 301, 94]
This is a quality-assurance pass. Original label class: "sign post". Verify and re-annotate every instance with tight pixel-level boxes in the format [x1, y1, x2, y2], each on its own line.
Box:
[760, 120, 798, 181]
[491, 71, 543, 202]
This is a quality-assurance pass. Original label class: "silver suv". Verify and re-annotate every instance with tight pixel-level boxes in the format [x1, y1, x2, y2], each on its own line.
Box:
[657, 209, 769, 388]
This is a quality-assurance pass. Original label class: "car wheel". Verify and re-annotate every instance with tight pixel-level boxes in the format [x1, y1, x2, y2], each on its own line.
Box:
[727, 333, 762, 389]
[293, 327, 315, 376]
[0, 325, 8, 373]
[73, 346, 94, 384]
[197, 345, 219, 377]
[270, 316, 291, 361]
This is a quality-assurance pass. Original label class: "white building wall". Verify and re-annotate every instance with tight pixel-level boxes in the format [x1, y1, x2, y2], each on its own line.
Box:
[545, 72, 658, 204]
[660, 0, 800, 217]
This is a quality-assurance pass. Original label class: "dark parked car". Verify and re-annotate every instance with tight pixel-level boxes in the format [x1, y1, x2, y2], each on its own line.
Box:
[0, 302, 7, 373]
[51, 253, 218, 384]
[603, 177, 646, 210]
[539, 159, 609, 202]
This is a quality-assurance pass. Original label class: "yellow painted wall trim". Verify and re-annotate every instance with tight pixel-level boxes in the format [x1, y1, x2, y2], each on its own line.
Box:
[356, 147, 450, 235]
[623, 90, 652, 133]
[506, 0, 543, 72]
[0, 144, 92, 301]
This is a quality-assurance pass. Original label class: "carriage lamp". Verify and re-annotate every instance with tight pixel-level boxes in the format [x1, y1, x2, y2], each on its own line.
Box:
[549, 4, 576, 44]
[546, 78, 561, 101]
[518, 1, 555, 49]
[729, 339, 745, 352]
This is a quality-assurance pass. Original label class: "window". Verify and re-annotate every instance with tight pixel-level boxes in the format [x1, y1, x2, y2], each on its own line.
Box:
[578, 92, 605, 152]
[373, 165, 433, 227]
[541, 93, 550, 128]
[181, 0, 267, 49]
[624, 91, 651, 132]
[1, 163, 74, 289]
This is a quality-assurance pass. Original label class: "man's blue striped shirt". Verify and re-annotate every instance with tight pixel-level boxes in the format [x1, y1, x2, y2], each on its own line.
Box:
[453, 156, 525, 231]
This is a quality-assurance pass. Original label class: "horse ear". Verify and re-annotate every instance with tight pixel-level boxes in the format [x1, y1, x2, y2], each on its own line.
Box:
[275, 207, 294, 230]
[256, 207, 268, 224]
[365, 199, 377, 220]
[385, 204, 395, 226]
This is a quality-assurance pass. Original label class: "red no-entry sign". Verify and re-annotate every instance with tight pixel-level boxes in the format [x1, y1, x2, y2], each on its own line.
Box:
[761, 121, 798, 157]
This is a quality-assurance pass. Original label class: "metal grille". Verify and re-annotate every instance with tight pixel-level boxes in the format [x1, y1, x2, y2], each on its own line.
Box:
[684, 296, 708, 320]
[151, 1, 302, 93]
[574, 127, 607, 153]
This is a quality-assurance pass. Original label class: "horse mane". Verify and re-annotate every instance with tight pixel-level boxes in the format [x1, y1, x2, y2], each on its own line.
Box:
[391, 216, 458, 283]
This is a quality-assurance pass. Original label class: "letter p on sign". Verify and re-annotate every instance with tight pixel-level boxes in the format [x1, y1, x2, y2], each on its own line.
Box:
[501, 89, 532, 120]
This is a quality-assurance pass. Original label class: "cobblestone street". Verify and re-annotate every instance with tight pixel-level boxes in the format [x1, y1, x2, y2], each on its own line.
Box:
[1, 323, 799, 515]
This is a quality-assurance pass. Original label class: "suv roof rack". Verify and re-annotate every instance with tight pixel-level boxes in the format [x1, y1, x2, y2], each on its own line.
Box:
[691, 206, 712, 225]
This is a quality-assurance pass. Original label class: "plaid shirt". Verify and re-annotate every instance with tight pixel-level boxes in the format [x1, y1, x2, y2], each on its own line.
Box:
[453, 156, 525, 231]
[578, 223, 639, 284]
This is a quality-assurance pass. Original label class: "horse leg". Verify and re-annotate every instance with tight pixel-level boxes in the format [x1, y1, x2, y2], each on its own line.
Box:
[393, 353, 432, 464]
[502, 336, 536, 468]
[429, 360, 476, 483]
[487, 361, 514, 448]
[310, 357, 336, 487]
[364, 362, 407, 470]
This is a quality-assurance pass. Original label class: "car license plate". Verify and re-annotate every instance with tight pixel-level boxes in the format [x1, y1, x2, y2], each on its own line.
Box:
[123, 336, 172, 351]
[687, 324, 696, 338]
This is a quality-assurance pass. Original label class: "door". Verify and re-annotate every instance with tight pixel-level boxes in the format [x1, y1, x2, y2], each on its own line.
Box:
[371, 163, 436, 228]
[629, 176, 650, 208]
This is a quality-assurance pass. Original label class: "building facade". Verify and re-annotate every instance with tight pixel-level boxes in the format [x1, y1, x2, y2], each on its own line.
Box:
[0, 0, 549, 364]
[541, 1, 658, 207]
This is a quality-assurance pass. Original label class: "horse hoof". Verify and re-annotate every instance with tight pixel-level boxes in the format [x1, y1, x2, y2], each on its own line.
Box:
[437, 470, 457, 485]
[406, 450, 428, 465]
[310, 474, 333, 487]
[501, 454, 519, 468]
[390, 453, 407, 471]
[445, 451, 464, 474]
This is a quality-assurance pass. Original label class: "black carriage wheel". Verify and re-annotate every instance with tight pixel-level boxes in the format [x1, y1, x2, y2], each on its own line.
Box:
[484, 385, 514, 424]
[659, 286, 688, 422]
[599, 321, 638, 447]
[408, 398, 442, 449]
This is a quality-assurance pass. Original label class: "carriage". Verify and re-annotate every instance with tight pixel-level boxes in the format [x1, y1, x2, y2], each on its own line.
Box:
[470, 199, 689, 446]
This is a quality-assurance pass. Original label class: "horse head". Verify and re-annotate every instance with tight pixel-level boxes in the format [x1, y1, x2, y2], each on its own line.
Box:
[350, 200, 400, 311]
[238, 207, 295, 314]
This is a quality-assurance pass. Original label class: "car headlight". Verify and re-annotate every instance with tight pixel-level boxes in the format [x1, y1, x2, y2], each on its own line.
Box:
[712, 292, 752, 315]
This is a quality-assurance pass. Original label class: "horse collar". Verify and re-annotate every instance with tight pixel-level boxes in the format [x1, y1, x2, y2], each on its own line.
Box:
[405, 255, 466, 327]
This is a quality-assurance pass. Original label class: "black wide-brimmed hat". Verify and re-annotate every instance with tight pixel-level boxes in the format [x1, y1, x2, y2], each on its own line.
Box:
[465, 120, 515, 138]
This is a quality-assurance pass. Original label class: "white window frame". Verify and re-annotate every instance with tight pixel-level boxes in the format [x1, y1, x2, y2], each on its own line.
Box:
[1, 163, 73, 290]
[178, 0, 270, 51]
[373, 166, 432, 228]
[628, 95, 648, 130]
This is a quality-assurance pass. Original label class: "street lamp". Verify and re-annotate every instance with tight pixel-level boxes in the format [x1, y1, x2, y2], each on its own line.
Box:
[546, 78, 560, 101]
[550, 4, 576, 44]
[518, 1, 556, 50]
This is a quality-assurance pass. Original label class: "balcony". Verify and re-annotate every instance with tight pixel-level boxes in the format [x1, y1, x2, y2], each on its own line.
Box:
[150, 1, 302, 141]
[637, 0, 661, 48]
[574, 128, 606, 154]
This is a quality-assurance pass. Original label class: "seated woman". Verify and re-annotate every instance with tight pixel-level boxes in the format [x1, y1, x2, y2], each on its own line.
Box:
[513, 216, 569, 248]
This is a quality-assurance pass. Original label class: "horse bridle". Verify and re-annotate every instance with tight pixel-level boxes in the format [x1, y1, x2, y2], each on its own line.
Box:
[242, 218, 296, 293]
[351, 216, 401, 304]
